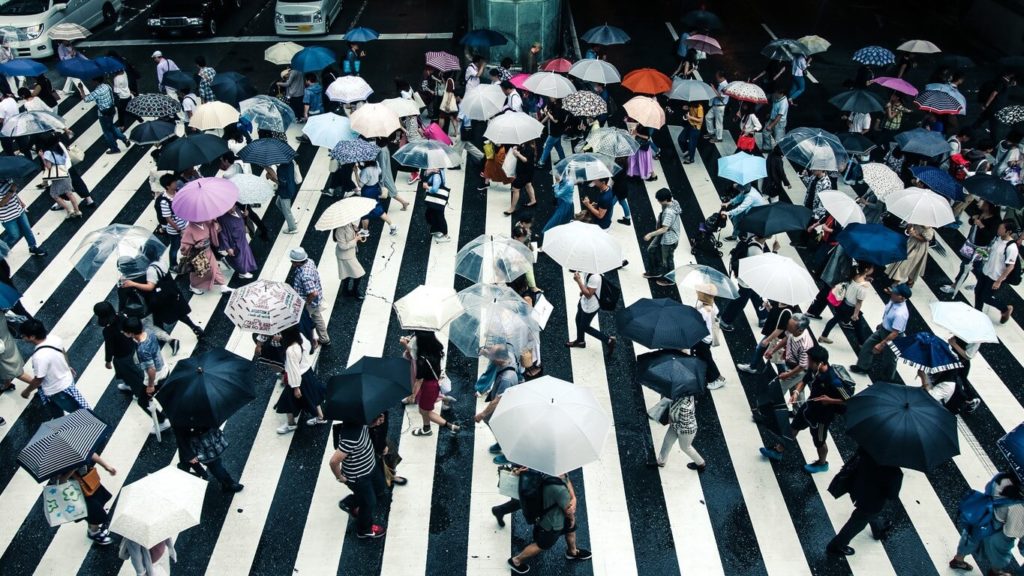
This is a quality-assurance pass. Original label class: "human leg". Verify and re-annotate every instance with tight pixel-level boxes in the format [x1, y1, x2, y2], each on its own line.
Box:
[854, 328, 887, 371]
[276, 197, 297, 232]
[677, 431, 705, 466]
[658, 427, 679, 463]
[306, 303, 331, 344]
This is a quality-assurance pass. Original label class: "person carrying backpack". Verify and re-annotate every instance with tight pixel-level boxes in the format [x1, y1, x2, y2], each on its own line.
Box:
[565, 271, 617, 357]
[119, 258, 204, 344]
[950, 472, 1024, 574]
[507, 469, 591, 574]
[973, 219, 1019, 324]
[719, 233, 772, 331]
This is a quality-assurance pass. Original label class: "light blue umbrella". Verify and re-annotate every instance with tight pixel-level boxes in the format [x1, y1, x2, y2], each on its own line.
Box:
[924, 82, 967, 116]
[345, 27, 379, 42]
[302, 113, 357, 148]
[581, 24, 631, 46]
[290, 46, 336, 73]
[853, 46, 895, 66]
[717, 152, 767, 185]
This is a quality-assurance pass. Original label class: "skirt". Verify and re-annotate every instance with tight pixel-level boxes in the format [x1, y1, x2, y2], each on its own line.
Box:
[274, 368, 325, 416]
[416, 378, 441, 411]
[47, 176, 72, 199]
[626, 148, 653, 179]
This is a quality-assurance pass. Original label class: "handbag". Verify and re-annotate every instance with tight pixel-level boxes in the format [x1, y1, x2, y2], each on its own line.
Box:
[960, 225, 979, 262]
[497, 466, 520, 499]
[189, 428, 229, 464]
[66, 145, 85, 165]
[647, 398, 671, 425]
[827, 282, 848, 307]
[74, 467, 101, 497]
[440, 83, 458, 114]
[501, 149, 518, 178]
[426, 361, 452, 395]
[180, 246, 211, 278]
[42, 479, 88, 526]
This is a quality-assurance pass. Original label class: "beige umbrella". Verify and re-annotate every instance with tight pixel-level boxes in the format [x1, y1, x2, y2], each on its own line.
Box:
[393, 285, 464, 331]
[265, 42, 304, 65]
[818, 191, 866, 226]
[350, 103, 401, 139]
[108, 466, 207, 548]
[861, 162, 904, 200]
[188, 101, 240, 131]
[884, 188, 955, 227]
[381, 97, 421, 118]
[623, 96, 665, 129]
[483, 111, 544, 145]
[315, 197, 379, 231]
[897, 39, 941, 54]
[47, 22, 90, 41]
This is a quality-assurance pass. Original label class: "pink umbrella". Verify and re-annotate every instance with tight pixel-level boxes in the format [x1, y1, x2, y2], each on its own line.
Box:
[509, 73, 531, 90]
[686, 34, 723, 55]
[869, 76, 919, 96]
[542, 58, 573, 73]
[172, 177, 240, 222]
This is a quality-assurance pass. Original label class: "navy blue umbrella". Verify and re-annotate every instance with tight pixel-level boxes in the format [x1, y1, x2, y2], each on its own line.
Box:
[238, 138, 296, 167]
[888, 332, 963, 374]
[615, 298, 709, 350]
[0, 58, 46, 76]
[93, 56, 125, 75]
[581, 24, 631, 46]
[836, 223, 908, 265]
[998, 423, 1024, 482]
[829, 89, 885, 113]
[57, 57, 106, 79]
[0, 155, 38, 179]
[161, 69, 196, 92]
[130, 120, 177, 145]
[211, 72, 258, 107]
[736, 203, 813, 237]
[290, 46, 337, 73]
[894, 128, 949, 158]
[156, 348, 256, 427]
[911, 166, 964, 201]
[963, 174, 1022, 208]
[635, 351, 707, 399]
[0, 283, 20, 309]
[460, 29, 508, 47]
[345, 27, 379, 42]
[853, 45, 896, 66]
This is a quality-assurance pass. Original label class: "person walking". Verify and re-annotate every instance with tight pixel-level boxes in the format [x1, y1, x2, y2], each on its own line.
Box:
[565, 271, 616, 356]
[941, 199, 1000, 296]
[693, 289, 725, 389]
[949, 472, 1024, 574]
[111, 68, 133, 131]
[276, 66, 305, 119]
[973, 219, 1018, 323]
[0, 296, 24, 399]
[173, 425, 243, 492]
[719, 233, 771, 331]
[17, 319, 90, 418]
[826, 448, 902, 556]
[265, 160, 299, 235]
[538, 99, 568, 167]
[274, 325, 327, 434]
[80, 78, 130, 155]
[789, 53, 811, 105]
[474, 346, 522, 465]
[121, 316, 172, 436]
[289, 248, 331, 347]
[507, 471, 591, 573]
[152, 51, 180, 95]
[738, 300, 796, 374]
[885, 224, 934, 288]
[706, 70, 729, 142]
[0, 179, 45, 256]
[642, 188, 682, 285]
[765, 87, 789, 148]
[335, 223, 366, 300]
[356, 160, 399, 237]
[331, 421, 388, 538]
[679, 101, 704, 164]
[217, 204, 257, 279]
[409, 331, 460, 437]
[118, 259, 203, 340]
[95, 302, 143, 394]
[55, 453, 117, 546]
[506, 142, 537, 215]
[651, 395, 705, 471]
[179, 220, 230, 296]
[850, 284, 911, 379]
[818, 264, 874, 344]
[39, 136, 82, 219]
[763, 313, 814, 404]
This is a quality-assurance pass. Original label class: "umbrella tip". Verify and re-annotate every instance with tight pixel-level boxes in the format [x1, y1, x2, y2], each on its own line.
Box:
[197, 367, 204, 374]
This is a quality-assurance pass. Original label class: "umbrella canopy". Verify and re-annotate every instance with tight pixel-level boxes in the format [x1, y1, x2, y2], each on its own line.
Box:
[738, 253, 817, 305]
[923, 83, 967, 116]
[484, 111, 544, 145]
[393, 140, 460, 169]
[237, 138, 296, 167]
[57, 57, 110, 79]
[623, 96, 665, 129]
[668, 78, 718, 102]
[853, 45, 896, 66]
[554, 152, 618, 181]
[682, 9, 722, 30]
[963, 174, 1022, 208]
[324, 356, 412, 423]
[838, 132, 877, 156]
[523, 72, 576, 98]
[460, 83, 506, 121]
[0, 110, 65, 138]
[0, 59, 46, 77]
[686, 34, 723, 55]
[265, 41, 304, 65]
[622, 68, 672, 94]
[762, 39, 808, 61]
[898, 39, 941, 53]
[315, 197, 379, 230]
[156, 134, 228, 171]
[562, 90, 608, 118]
[326, 75, 374, 103]
[210, 72, 258, 107]
[862, 162, 905, 200]
[240, 95, 297, 133]
[818, 191, 866, 226]
[798, 35, 831, 54]
[542, 58, 574, 73]
[777, 127, 849, 171]
[845, 383, 959, 472]
[156, 349, 255, 427]
[73, 224, 166, 280]
[425, 51, 460, 72]
[460, 29, 508, 47]
[829, 89, 885, 113]
[329, 138, 381, 164]
[156, 70, 196, 92]
[669, 264, 739, 299]
[345, 27, 379, 42]
[869, 76, 919, 96]
[350, 103, 401, 138]
[381, 97, 421, 118]
[303, 112, 357, 148]
[999, 425, 1024, 484]
[717, 152, 767, 185]
[0, 155, 38, 179]
[127, 93, 181, 119]
[489, 376, 611, 476]
[449, 288, 539, 357]
[173, 177, 240, 221]
[931, 302, 998, 343]
[936, 54, 975, 69]
[18, 409, 110, 482]
[508, 73, 530, 91]
[581, 23, 630, 45]
[584, 127, 639, 157]
[914, 90, 963, 115]
[225, 280, 304, 335]
[911, 166, 964, 201]
[889, 332, 963, 374]
[615, 298, 709, 349]
[129, 120, 176, 145]
[393, 285, 463, 331]
[568, 59, 621, 84]
[721, 81, 767, 104]
[837, 223, 908, 265]
[736, 203, 813, 237]
[895, 128, 949, 157]
[997, 105, 1024, 125]
[885, 188, 955, 227]
[109, 466, 207, 548]
[47, 22, 90, 41]
[455, 234, 534, 284]
[228, 173, 275, 205]
[543, 221, 623, 274]
[189, 101, 240, 131]
[636, 351, 707, 399]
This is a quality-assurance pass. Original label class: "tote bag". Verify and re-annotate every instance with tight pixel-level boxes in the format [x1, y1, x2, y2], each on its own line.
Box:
[42, 479, 88, 527]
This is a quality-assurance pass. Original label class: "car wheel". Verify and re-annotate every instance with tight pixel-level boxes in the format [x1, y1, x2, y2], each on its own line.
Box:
[102, 2, 117, 25]
[206, 18, 217, 36]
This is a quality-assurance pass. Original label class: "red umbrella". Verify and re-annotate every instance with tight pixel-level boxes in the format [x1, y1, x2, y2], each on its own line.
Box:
[870, 76, 919, 96]
[622, 68, 672, 95]
[509, 73, 530, 90]
[542, 58, 573, 73]
[685, 34, 723, 55]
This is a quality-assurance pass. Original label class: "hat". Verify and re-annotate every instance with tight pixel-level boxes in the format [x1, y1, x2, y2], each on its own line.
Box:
[892, 283, 912, 298]
[151, 50, 163, 59]
[289, 247, 308, 262]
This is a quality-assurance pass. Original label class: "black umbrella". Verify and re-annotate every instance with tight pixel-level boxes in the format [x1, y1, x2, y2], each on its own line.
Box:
[0, 155, 38, 179]
[935, 54, 975, 69]
[615, 298, 709, 349]
[845, 382, 959, 472]
[18, 409, 111, 482]
[829, 89, 885, 113]
[636, 351, 707, 399]
[238, 138, 297, 167]
[211, 71, 258, 107]
[130, 120, 176, 145]
[162, 69, 196, 92]
[736, 203, 813, 237]
[156, 134, 229, 171]
[323, 356, 411, 423]
[963, 173, 1023, 208]
[156, 348, 256, 427]
[682, 9, 722, 31]
[838, 132, 877, 156]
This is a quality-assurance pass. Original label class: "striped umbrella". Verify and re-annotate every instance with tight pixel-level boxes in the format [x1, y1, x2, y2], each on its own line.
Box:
[425, 51, 460, 73]
[889, 332, 962, 374]
[47, 22, 90, 41]
[853, 45, 896, 66]
[0, 111, 66, 137]
[127, 93, 181, 118]
[721, 81, 767, 104]
[18, 409, 110, 482]
[913, 90, 963, 115]
[237, 138, 296, 167]
[329, 138, 381, 164]
[685, 34, 723, 55]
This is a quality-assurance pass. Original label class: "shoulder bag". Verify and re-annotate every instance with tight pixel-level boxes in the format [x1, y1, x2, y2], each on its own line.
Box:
[189, 428, 229, 464]
[73, 467, 101, 497]
[827, 282, 848, 307]
[42, 479, 88, 526]
[959, 225, 979, 262]
[497, 465, 520, 499]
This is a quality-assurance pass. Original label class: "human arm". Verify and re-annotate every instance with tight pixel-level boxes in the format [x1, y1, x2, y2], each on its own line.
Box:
[873, 329, 901, 353]
[474, 396, 501, 422]
[574, 272, 597, 297]
[91, 453, 116, 476]
[329, 449, 348, 483]
[580, 195, 607, 220]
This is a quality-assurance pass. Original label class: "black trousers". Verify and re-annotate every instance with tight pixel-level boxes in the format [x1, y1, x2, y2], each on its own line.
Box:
[425, 205, 447, 235]
[829, 506, 887, 548]
[346, 463, 387, 533]
[494, 498, 521, 519]
[574, 303, 609, 345]
[721, 286, 765, 325]
[974, 273, 1008, 314]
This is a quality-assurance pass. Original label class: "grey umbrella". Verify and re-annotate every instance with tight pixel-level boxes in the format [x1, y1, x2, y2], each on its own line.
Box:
[829, 89, 885, 113]
[894, 128, 950, 157]
[762, 39, 808, 61]
[668, 78, 718, 102]
[777, 127, 849, 171]
[393, 140, 460, 169]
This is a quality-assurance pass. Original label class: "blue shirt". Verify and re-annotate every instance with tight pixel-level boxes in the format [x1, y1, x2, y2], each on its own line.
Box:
[276, 161, 297, 200]
[84, 84, 115, 110]
[135, 331, 164, 374]
[304, 84, 323, 114]
[726, 188, 768, 219]
[677, 32, 690, 58]
[594, 189, 615, 229]
[881, 300, 909, 334]
[770, 96, 789, 122]
[291, 259, 323, 307]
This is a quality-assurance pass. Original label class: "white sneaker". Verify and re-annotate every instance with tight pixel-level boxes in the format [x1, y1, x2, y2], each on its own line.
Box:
[434, 235, 451, 243]
[707, 378, 726, 390]
[306, 417, 328, 426]
[189, 287, 205, 295]
[736, 363, 758, 374]
[219, 286, 234, 294]
[277, 423, 298, 435]
[116, 382, 132, 392]
[150, 420, 171, 434]
[389, 225, 399, 236]
[283, 228, 298, 235]
[939, 285, 954, 294]
[357, 229, 370, 238]
[238, 272, 253, 279]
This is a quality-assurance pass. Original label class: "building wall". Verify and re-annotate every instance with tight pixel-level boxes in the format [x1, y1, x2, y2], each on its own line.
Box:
[468, 0, 563, 67]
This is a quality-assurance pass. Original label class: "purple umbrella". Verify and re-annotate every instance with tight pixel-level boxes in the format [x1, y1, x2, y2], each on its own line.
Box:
[869, 76, 918, 96]
[172, 178, 240, 222]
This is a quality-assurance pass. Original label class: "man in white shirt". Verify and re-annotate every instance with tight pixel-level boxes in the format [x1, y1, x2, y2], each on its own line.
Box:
[706, 70, 729, 142]
[566, 271, 616, 356]
[975, 219, 1018, 323]
[789, 54, 810, 105]
[152, 50, 180, 96]
[765, 88, 789, 147]
[17, 319, 88, 418]
[500, 81, 523, 113]
[0, 89, 22, 155]
[848, 112, 871, 134]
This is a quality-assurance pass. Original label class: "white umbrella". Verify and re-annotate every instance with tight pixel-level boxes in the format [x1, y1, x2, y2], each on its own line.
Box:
[188, 101, 240, 131]
[818, 191, 866, 226]
[523, 72, 577, 98]
[350, 103, 401, 138]
[460, 84, 506, 121]
[862, 162, 904, 200]
[265, 42, 304, 65]
[227, 173, 275, 205]
[381, 97, 421, 118]
[489, 376, 611, 477]
[226, 280, 305, 335]
[108, 466, 207, 548]
[568, 59, 622, 84]
[623, 96, 665, 129]
[543, 221, 623, 274]
[885, 188, 955, 227]
[302, 113, 357, 148]
[393, 285, 464, 331]
[315, 197, 379, 231]
[738, 253, 817, 306]
[47, 22, 90, 41]
[326, 76, 374, 103]
[668, 78, 718, 102]
[897, 39, 941, 54]
[455, 234, 534, 284]
[930, 302, 999, 344]
[483, 111, 544, 145]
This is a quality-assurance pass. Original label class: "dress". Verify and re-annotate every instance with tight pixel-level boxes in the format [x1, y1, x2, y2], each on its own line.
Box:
[179, 222, 226, 291]
[334, 225, 366, 281]
[626, 146, 654, 179]
[885, 225, 933, 284]
[217, 209, 257, 275]
[484, 146, 515, 184]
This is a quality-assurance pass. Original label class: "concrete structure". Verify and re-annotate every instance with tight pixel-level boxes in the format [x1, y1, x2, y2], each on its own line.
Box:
[468, 0, 564, 68]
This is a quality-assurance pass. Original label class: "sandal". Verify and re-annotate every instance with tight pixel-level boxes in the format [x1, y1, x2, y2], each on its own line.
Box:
[565, 341, 585, 348]
[948, 559, 973, 571]
[411, 427, 433, 437]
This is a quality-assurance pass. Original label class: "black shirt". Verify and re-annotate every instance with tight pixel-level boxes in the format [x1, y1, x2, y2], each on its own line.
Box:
[761, 305, 795, 338]
[102, 315, 135, 362]
[547, 106, 569, 137]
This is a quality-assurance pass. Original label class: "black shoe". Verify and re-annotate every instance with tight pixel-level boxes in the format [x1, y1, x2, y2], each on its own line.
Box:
[849, 365, 869, 375]
[491, 506, 506, 528]
[871, 521, 893, 541]
[687, 462, 706, 472]
[566, 548, 592, 561]
[29, 247, 47, 257]
[222, 482, 244, 493]
[826, 544, 855, 556]
[804, 313, 822, 320]
[507, 558, 530, 574]
[192, 326, 205, 338]
[617, 217, 631, 226]
[605, 337, 616, 357]
[338, 499, 359, 516]
[169, 339, 180, 356]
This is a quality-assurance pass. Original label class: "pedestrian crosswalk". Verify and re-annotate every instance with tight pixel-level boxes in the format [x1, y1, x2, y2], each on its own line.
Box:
[2, 92, 1024, 576]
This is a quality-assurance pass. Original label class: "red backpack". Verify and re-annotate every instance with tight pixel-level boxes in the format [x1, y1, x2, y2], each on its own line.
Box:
[949, 153, 969, 181]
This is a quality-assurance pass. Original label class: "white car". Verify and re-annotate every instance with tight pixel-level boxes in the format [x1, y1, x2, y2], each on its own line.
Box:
[0, 0, 122, 58]
[274, 0, 342, 35]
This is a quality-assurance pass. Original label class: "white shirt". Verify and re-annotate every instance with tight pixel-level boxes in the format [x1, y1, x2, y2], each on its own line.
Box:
[32, 336, 73, 397]
[849, 112, 871, 133]
[0, 96, 18, 125]
[284, 337, 313, 388]
[113, 73, 131, 99]
[791, 55, 808, 77]
[504, 91, 523, 112]
[697, 302, 718, 344]
[983, 237, 1018, 281]
[22, 97, 53, 113]
[465, 64, 480, 92]
[181, 93, 200, 116]
[580, 274, 602, 313]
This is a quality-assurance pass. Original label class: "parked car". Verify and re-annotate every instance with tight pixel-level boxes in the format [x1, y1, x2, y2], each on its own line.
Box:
[0, 0, 122, 58]
[274, 0, 342, 35]
[146, 0, 240, 37]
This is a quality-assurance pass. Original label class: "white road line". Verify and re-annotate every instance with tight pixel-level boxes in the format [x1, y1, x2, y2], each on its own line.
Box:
[665, 22, 679, 42]
[115, 0, 159, 32]
[78, 32, 453, 48]
[759, 23, 818, 84]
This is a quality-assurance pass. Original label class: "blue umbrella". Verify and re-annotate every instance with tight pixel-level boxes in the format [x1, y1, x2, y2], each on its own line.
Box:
[237, 138, 297, 167]
[0, 282, 19, 309]
[717, 152, 767, 185]
[345, 27, 379, 42]
[0, 155, 39, 179]
[93, 56, 125, 75]
[889, 332, 962, 374]
[853, 45, 896, 66]
[581, 24, 631, 46]
[291, 46, 337, 73]
[57, 56, 107, 79]
[998, 423, 1024, 482]
[911, 166, 964, 201]
[894, 128, 949, 158]
[460, 29, 508, 47]
[836, 223, 908, 265]
[0, 58, 46, 77]
[211, 72, 258, 107]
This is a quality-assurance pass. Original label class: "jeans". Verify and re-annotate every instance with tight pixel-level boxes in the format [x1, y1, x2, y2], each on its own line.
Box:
[707, 105, 726, 140]
[681, 125, 701, 160]
[855, 327, 898, 379]
[659, 427, 704, 466]
[539, 134, 565, 165]
[45, 390, 85, 418]
[347, 463, 386, 533]
[2, 213, 37, 249]
[747, 341, 769, 372]
[306, 302, 330, 344]
[573, 303, 609, 345]
[974, 273, 1008, 314]
[645, 241, 677, 277]
[166, 233, 181, 269]
[98, 110, 126, 152]
[692, 340, 721, 382]
[720, 286, 765, 325]
[829, 506, 887, 549]
[646, 127, 660, 156]
[789, 76, 806, 101]
[475, 362, 496, 395]
[277, 197, 297, 232]
[617, 197, 631, 219]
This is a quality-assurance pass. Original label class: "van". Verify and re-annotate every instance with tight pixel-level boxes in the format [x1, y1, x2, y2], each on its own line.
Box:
[0, 0, 122, 58]
[274, 0, 342, 36]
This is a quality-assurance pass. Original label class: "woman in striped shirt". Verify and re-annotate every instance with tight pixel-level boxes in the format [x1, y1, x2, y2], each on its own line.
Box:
[0, 180, 44, 256]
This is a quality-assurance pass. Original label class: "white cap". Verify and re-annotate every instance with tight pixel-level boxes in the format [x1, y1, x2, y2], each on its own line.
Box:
[151, 50, 163, 58]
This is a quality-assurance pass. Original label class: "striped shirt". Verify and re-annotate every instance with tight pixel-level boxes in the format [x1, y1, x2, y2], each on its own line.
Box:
[0, 182, 24, 223]
[159, 193, 186, 235]
[335, 425, 375, 480]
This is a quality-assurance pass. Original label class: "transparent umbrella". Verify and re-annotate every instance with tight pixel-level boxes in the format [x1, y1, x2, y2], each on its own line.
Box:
[584, 127, 639, 157]
[777, 127, 848, 171]
[73, 224, 167, 281]
[554, 152, 619, 181]
[455, 234, 534, 284]
[393, 140, 461, 169]
[668, 264, 739, 299]
[448, 283, 539, 357]
[240, 95, 297, 133]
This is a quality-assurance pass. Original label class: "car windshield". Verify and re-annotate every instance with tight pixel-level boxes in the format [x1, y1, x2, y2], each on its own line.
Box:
[0, 0, 50, 16]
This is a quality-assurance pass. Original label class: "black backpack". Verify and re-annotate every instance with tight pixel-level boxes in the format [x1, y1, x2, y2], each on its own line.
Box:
[518, 470, 566, 525]
[728, 238, 763, 277]
[594, 275, 620, 311]
[153, 195, 174, 232]
[1008, 259, 1023, 286]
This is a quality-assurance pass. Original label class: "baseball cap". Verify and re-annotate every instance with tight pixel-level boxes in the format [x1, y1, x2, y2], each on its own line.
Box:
[151, 50, 163, 58]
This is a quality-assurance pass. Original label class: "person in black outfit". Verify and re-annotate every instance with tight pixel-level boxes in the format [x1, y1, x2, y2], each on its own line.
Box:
[172, 425, 243, 492]
[94, 301, 146, 398]
[974, 72, 1016, 138]
[827, 448, 903, 556]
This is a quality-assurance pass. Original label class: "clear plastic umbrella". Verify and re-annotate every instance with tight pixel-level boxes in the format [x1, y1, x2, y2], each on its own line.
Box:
[554, 153, 619, 181]
[448, 283, 539, 357]
[0, 111, 66, 138]
[393, 140, 461, 169]
[240, 95, 297, 133]
[777, 127, 849, 171]
[668, 263, 739, 299]
[227, 173, 275, 205]
[73, 225, 167, 281]
[455, 234, 534, 284]
[460, 84, 506, 121]
[584, 127, 639, 157]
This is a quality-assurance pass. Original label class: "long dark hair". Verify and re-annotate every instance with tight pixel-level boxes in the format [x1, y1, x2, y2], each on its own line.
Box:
[280, 325, 303, 350]
[414, 330, 444, 360]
